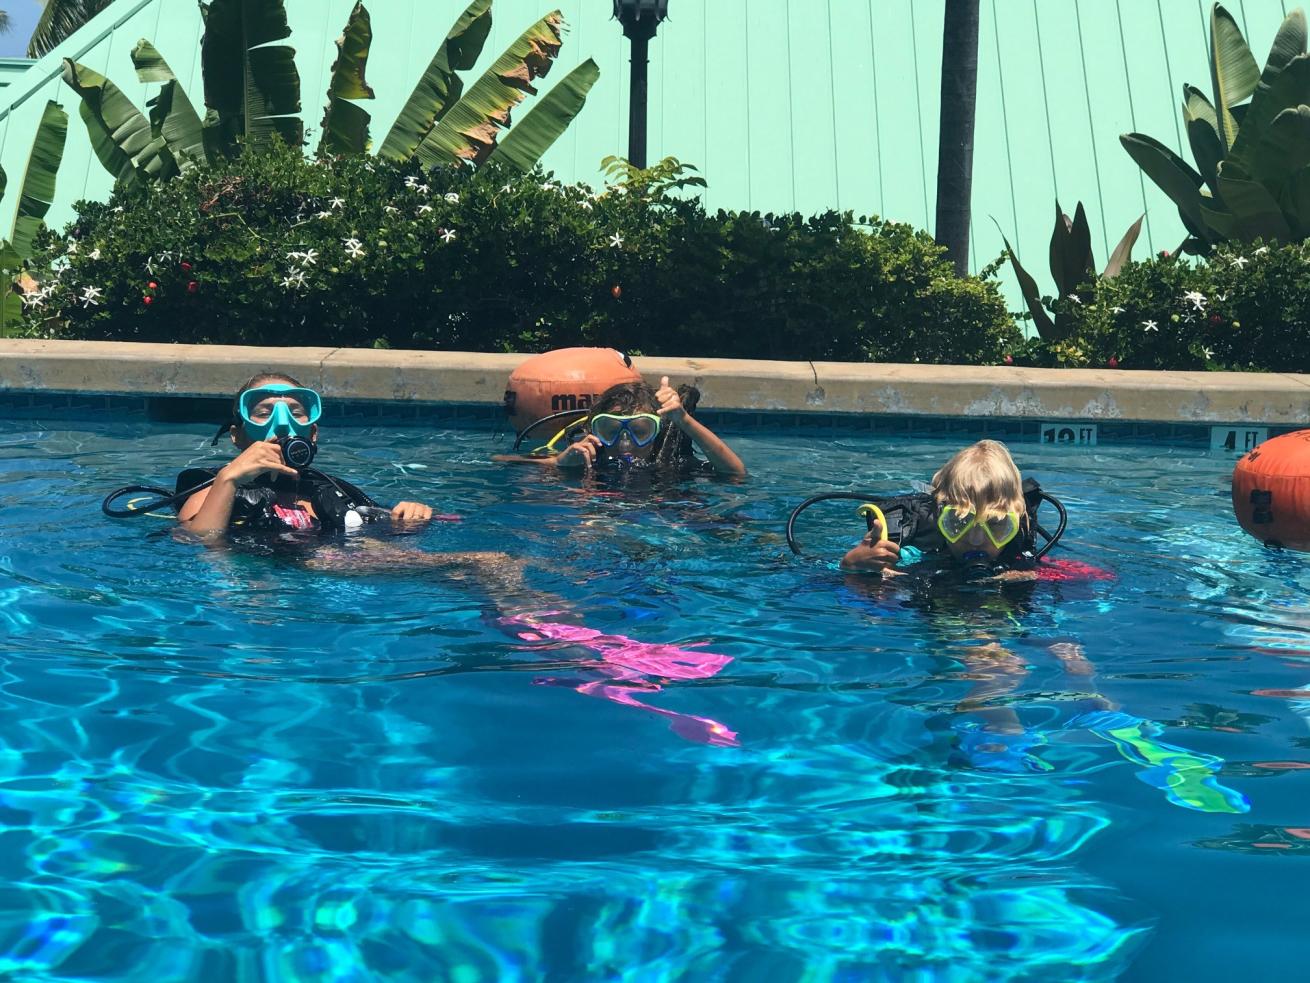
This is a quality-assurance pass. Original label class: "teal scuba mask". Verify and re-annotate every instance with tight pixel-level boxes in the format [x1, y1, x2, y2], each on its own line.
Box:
[238, 385, 322, 441]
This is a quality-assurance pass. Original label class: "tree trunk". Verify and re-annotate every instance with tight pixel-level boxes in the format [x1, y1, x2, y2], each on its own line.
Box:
[935, 0, 981, 278]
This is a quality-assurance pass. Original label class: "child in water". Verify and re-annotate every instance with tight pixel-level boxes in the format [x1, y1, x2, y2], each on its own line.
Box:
[552, 376, 746, 476]
[841, 439, 1035, 581]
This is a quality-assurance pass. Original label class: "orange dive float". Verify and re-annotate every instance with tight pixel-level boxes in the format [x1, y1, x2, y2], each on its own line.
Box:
[1232, 430, 1310, 550]
[503, 347, 642, 434]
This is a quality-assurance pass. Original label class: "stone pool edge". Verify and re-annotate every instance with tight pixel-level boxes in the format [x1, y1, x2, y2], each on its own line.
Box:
[1, 338, 1308, 426]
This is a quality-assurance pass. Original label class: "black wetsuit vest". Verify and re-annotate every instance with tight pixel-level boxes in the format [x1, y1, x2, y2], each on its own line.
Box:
[174, 468, 380, 532]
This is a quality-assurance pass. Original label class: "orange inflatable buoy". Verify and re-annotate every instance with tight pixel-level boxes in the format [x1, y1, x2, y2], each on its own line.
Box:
[1232, 430, 1310, 550]
[503, 347, 642, 434]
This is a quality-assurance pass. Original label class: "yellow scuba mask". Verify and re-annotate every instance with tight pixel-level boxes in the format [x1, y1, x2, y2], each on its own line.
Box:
[937, 505, 1021, 549]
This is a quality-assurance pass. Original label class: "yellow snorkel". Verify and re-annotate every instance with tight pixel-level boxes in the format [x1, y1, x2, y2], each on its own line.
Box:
[857, 503, 889, 543]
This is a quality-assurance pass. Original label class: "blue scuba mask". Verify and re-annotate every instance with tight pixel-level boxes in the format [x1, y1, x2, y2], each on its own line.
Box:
[238, 385, 322, 441]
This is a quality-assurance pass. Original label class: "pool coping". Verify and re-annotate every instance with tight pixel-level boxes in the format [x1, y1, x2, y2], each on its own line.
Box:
[1, 338, 1308, 429]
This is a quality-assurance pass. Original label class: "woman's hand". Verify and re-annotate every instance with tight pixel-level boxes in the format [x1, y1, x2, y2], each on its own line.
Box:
[217, 440, 298, 486]
[556, 433, 602, 469]
[391, 501, 433, 523]
[656, 376, 686, 425]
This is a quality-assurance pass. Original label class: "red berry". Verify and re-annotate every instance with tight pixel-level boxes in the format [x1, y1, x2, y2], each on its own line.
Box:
[1209, 314, 1223, 325]
[1003, 354, 1014, 365]
[143, 296, 153, 306]
[147, 281, 158, 290]
[611, 284, 622, 299]
[187, 281, 199, 294]
[1159, 250, 1171, 258]
[1107, 356, 1119, 368]
[180, 261, 192, 272]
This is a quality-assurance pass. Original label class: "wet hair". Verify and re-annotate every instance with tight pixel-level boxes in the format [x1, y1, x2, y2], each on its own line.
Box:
[213, 371, 306, 444]
[589, 381, 702, 467]
[931, 439, 1025, 519]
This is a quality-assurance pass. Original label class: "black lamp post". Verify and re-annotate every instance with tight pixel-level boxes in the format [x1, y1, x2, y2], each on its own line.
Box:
[613, 0, 669, 168]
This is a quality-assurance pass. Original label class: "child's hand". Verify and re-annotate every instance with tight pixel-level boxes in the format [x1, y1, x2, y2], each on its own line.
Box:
[656, 376, 686, 424]
[841, 521, 902, 572]
[219, 439, 298, 486]
[556, 433, 602, 469]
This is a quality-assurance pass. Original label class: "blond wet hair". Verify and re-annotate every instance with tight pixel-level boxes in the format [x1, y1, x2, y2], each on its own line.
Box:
[931, 440, 1025, 518]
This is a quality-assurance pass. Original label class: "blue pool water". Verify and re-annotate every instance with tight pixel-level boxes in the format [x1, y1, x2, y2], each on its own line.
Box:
[2, 418, 1309, 980]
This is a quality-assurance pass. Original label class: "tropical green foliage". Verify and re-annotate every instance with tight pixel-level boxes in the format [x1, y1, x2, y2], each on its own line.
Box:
[58, 0, 599, 189]
[0, 100, 69, 334]
[17, 144, 1017, 364]
[28, 0, 111, 58]
[997, 201, 1142, 341]
[1009, 243, 1310, 372]
[1122, 3, 1310, 252]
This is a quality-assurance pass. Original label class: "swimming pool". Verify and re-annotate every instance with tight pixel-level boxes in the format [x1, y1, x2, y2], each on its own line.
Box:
[2, 417, 1308, 980]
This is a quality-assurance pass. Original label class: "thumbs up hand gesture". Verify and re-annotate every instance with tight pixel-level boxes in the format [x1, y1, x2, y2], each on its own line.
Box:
[655, 375, 686, 425]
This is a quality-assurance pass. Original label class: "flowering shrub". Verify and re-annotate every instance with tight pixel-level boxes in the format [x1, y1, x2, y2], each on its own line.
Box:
[1009, 243, 1310, 372]
[18, 142, 1018, 362]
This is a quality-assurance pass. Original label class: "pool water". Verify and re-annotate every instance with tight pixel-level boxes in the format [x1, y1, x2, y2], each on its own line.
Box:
[2, 419, 1308, 981]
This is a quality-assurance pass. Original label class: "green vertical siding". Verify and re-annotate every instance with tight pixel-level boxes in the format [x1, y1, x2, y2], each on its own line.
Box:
[0, 0, 1297, 284]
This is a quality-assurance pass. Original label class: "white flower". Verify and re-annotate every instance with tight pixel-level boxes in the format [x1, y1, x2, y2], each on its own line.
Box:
[79, 286, 102, 308]
[21, 291, 45, 310]
[1142, 320, 1158, 332]
[66, 241, 78, 255]
[417, 184, 430, 195]
[1230, 255, 1249, 269]
[112, 206, 124, 214]
[440, 228, 457, 243]
[281, 269, 308, 290]
[1111, 305, 1125, 314]
[384, 205, 399, 215]
[1182, 290, 1207, 311]
[343, 237, 365, 259]
[145, 257, 156, 276]
[329, 197, 345, 210]
[315, 211, 333, 220]
[1202, 346, 1214, 359]
[1066, 293, 1082, 305]
[540, 182, 558, 193]
[608, 233, 624, 248]
[300, 249, 319, 267]
[417, 204, 433, 215]
[500, 184, 513, 194]
[444, 192, 460, 204]
[404, 176, 419, 188]
[88, 248, 101, 260]
[343, 237, 362, 250]
[1254, 245, 1270, 255]
[579, 200, 593, 211]
[285, 250, 306, 262]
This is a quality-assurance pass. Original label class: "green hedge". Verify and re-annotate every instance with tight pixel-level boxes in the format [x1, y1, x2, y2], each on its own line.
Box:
[1012, 243, 1310, 372]
[17, 143, 1018, 363]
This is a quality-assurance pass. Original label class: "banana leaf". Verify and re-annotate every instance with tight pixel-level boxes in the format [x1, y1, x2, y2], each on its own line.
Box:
[9, 101, 68, 259]
[1102, 215, 1144, 278]
[1048, 201, 1094, 299]
[1247, 105, 1310, 185]
[1230, 53, 1310, 167]
[1182, 84, 1220, 135]
[993, 219, 1060, 341]
[1258, 8, 1307, 89]
[320, 2, 375, 156]
[1121, 132, 1209, 236]
[1277, 165, 1310, 238]
[418, 11, 565, 167]
[201, 0, 302, 150]
[1211, 172, 1293, 241]
[489, 58, 600, 172]
[131, 40, 209, 170]
[1209, 3, 1261, 148]
[62, 60, 175, 187]
[0, 283, 23, 337]
[378, 0, 493, 162]
[1188, 116, 1225, 192]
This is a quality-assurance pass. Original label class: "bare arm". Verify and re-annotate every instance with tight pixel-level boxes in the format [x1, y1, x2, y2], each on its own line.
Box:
[656, 377, 746, 476]
[177, 441, 297, 536]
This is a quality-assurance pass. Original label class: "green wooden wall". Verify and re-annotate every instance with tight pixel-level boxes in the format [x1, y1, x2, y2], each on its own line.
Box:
[0, 0, 1298, 281]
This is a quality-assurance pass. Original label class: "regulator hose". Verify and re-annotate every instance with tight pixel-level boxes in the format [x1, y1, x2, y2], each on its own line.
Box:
[786, 491, 888, 555]
[511, 409, 590, 452]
